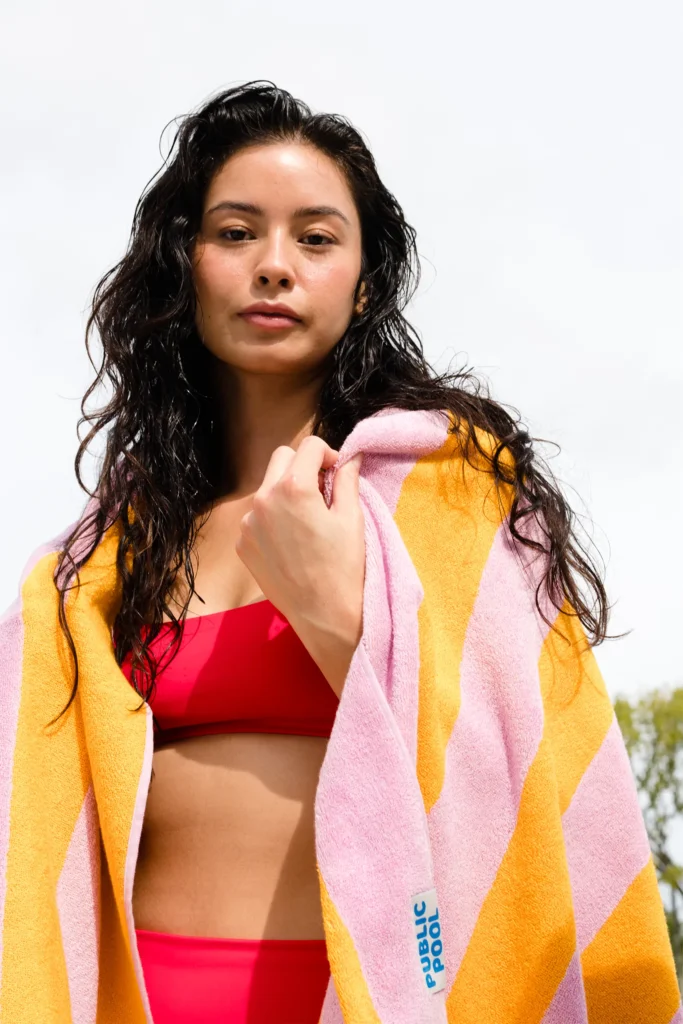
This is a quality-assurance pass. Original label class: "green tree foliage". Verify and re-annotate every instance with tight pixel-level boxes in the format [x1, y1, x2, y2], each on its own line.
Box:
[614, 685, 683, 983]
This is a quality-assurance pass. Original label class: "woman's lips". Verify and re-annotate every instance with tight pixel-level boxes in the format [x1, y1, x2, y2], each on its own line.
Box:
[239, 312, 301, 329]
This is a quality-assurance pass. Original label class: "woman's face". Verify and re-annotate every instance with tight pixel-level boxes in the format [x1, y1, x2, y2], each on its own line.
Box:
[191, 141, 363, 377]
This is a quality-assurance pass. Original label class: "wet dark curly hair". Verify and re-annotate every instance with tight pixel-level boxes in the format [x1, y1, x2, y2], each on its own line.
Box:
[50, 78, 613, 730]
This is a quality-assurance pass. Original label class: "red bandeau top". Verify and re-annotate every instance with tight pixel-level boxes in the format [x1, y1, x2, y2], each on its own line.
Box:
[119, 599, 340, 746]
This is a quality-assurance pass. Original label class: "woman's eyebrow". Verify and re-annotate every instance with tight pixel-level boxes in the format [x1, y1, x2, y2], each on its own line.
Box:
[205, 200, 351, 226]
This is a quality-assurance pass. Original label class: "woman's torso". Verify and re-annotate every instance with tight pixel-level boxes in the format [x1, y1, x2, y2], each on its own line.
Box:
[131, 493, 332, 940]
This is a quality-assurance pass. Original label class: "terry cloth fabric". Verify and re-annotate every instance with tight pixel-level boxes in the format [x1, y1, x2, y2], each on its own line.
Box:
[0, 406, 680, 1024]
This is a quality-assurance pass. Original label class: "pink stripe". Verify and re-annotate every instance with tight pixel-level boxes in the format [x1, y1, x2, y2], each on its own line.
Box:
[56, 785, 101, 1024]
[318, 977, 346, 1024]
[317, 408, 463, 1023]
[427, 521, 554, 988]
[323, 408, 451, 518]
[668, 1009, 683, 1023]
[123, 703, 156, 1024]
[324, 407, 451, 769]
[316, 476, 441, 1022]
[317, 409, 450, 1024]
[540, 951, 589, 1023]
[562, 714, 653, 951]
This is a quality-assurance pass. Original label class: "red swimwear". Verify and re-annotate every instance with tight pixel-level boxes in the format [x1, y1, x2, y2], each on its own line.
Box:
[120, 599, 339, 1023]
[134, 930, 332, 1024]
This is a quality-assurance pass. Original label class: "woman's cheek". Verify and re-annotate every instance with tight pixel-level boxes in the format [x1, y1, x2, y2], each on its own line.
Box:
[310, 264, 358, 332]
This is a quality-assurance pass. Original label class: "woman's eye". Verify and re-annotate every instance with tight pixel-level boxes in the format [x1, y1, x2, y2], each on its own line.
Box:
[219, 229, 334, 247]
[302, 233, 334, 247]
[220, 228, 250, 242]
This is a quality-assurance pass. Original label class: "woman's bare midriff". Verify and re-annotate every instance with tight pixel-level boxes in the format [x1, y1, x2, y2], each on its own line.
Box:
[132, 731, 329, 939]
[131, 491, 332, 940]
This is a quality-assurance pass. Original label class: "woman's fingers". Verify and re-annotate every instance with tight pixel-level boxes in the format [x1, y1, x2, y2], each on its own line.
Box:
[276, 436, 339, 497]
[258, 445, 297, 492]
[252, 436, 340, 517]
[331, 453, 364, 512]
[291, 435, 339, 481]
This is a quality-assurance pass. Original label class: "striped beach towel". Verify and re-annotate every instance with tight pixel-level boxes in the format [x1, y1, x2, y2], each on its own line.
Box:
[0, 406, 679, 1023]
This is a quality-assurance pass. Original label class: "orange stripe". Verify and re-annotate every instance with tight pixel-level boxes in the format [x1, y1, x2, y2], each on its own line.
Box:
[445, 731, 576, 1023]
[581, 858, 680, 1023]
[3, 521, 151, 1022]
[393, 420, 515, 812]
[538, 605, 615, 814]
[316, 866, 381, 1023]
[66, 522, 150, 1022]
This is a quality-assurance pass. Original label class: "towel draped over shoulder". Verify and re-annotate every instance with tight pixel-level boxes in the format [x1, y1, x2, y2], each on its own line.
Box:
[0, 406, 679, 1023]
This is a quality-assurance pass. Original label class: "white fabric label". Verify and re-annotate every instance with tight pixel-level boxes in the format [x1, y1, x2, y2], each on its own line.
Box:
[411, 887, 446, 993]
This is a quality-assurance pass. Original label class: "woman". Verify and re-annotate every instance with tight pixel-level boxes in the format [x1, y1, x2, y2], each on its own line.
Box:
[1, 80, 679, 1024]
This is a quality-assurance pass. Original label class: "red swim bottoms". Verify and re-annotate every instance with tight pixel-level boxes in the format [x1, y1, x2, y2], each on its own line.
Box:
[136, 928, 331, 1023]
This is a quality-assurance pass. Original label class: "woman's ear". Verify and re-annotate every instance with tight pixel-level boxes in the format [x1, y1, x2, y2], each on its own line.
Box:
[354, 279, 367, 314]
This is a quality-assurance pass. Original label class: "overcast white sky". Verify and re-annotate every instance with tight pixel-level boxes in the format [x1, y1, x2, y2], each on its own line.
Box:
[1, 0, 681, 705]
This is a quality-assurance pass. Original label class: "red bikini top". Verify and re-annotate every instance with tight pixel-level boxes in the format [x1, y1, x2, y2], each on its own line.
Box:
[119, 599, 339, 747]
